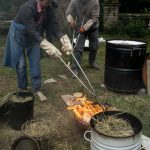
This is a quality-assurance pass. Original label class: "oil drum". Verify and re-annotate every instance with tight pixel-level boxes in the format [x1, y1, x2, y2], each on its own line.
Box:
[104, 40, 147, 92]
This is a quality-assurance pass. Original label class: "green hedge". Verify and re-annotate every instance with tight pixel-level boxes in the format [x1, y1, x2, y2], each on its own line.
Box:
[106, 17, 148, 38]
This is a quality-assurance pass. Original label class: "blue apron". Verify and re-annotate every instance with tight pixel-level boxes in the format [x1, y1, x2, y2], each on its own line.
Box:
[3, 21, 35, 68]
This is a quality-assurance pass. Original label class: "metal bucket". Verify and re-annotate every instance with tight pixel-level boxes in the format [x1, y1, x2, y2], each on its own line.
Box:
[84, 111, 143, 150]
[0, 93, 11, 118]
[104, 40, 147, 92]
[8, 92, 34, 130]
[11, 136, 40, 150]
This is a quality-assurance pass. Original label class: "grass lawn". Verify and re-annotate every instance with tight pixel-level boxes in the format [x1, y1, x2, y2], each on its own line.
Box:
[0, 33, 150, 150]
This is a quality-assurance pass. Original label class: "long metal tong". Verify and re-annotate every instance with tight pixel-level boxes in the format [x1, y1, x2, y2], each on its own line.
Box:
[58, 18, 100, 98]
[71, 19, 96, 93]
[58, 56, 100, 98]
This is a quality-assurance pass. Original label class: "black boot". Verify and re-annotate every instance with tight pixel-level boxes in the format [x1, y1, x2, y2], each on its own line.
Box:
[89, 49, 99, 70]
[71, 69, 79, 79]
[71, 52, 81, 79]
[89, 62, 100, 70]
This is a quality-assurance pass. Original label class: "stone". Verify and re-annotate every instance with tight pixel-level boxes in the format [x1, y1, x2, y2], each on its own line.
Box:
[44, 78, 57, 84]
[58, 75, 68, 79]
[100, 84, 106, 88]
[61, 95, 75, 106]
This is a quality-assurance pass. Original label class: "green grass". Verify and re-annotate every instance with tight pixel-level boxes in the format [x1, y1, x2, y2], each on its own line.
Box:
[0, 33, 150, 150]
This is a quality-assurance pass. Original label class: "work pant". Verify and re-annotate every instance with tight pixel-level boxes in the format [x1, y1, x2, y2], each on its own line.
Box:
[72, 28, 99, 70]
[16, 44, 41, 91]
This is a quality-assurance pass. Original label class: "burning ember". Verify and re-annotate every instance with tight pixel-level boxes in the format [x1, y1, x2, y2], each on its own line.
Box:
[68, 96, 106, 124]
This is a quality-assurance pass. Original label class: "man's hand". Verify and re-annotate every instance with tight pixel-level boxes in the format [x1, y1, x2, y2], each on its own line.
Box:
[40, 39, 62, 58]
[79, 26, 86, 33]
[60, 35, 73, 55]
[66, 14, 76, 29]
[69, 22, 76, 29]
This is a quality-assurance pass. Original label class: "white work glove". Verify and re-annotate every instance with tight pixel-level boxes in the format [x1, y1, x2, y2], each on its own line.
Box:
[40, 39, 62, 58]
[60, 35, 73, 55]
[66, 14, 76, 29]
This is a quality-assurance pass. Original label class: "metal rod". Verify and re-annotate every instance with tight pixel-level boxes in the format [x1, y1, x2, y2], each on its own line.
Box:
[71, 17, 77, 46]
[73, 18, 85, 49]
[71, 53, 95, 93]
[58, 56, 99, 98]
[71, 18, 96, 93]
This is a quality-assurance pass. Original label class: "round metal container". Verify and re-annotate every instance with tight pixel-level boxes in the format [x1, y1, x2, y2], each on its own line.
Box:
[11, 136, 40, 150]
[0, 93, 11, 118]
[8, 92, 34, 130]
[84, 111, 143, 150]
[104, 40, 147, 92]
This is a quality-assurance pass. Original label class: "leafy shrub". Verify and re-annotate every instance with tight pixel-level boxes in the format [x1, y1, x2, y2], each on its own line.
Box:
[124, 19, 147, 38]
[106, 17, 148, 38]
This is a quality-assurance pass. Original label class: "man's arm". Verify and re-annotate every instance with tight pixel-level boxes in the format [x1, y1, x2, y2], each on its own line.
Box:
[66, 0, 76, 26]
[46, 6, 73, 55]
[46, 6, 64, 39]
[83, 0, 100, 31]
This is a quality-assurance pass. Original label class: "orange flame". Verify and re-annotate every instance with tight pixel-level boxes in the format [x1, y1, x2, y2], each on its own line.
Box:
[68, 96, 105, 124]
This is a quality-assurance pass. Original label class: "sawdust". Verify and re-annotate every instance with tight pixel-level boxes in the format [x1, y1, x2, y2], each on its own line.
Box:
[23, 121, 50, 137]
[94, 116, 134, 137]
[0, 123, 22, 150]
[11, 95, 32, 103]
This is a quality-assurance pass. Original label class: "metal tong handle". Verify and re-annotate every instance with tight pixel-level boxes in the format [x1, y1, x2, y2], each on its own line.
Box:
[58, 56, 99, 98]
[71, 53, 95, 93]
[71, 18, 96, 93]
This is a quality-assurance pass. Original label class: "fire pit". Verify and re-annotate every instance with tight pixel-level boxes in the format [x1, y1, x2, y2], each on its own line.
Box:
[66, 94, 114, 131]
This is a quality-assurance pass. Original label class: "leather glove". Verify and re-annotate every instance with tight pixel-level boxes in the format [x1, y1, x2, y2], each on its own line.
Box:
[79, 27, 86, 33]
[40, 39, 62, 58]
[66, 14, 76, 29]
[60, 35, 73, 55]
[70, 22, 76, 29]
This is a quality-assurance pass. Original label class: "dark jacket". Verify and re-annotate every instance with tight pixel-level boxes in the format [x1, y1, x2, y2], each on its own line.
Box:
[15, 0, 64, 43]
[66, 0, 100, 31]
[3, 0, 64, 68]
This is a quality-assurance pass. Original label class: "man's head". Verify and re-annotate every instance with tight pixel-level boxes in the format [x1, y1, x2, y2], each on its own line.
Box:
[38, 0, 50, 8]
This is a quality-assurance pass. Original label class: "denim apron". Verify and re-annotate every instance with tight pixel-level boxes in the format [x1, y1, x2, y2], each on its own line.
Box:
[3, 21, 41, 91]
[3, 21, 36, 68]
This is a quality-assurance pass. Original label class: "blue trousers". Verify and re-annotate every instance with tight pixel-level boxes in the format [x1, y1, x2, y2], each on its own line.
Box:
[72, 28, 99, 70]
[3, 22, 41, 91]
[16, 44, 41, 91]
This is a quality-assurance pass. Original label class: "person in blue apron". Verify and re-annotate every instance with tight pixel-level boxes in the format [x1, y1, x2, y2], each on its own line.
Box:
[3, 0, 73, 101]
[66, 0, 100, 77]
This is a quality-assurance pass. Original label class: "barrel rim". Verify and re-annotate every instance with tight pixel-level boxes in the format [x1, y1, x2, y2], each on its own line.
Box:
[10, 91, 34, 104]
[90, 111, 143, 139]
[106, 39, 147, 49]
[11, 135, 40, 150]
[107, 39, 147, 45]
